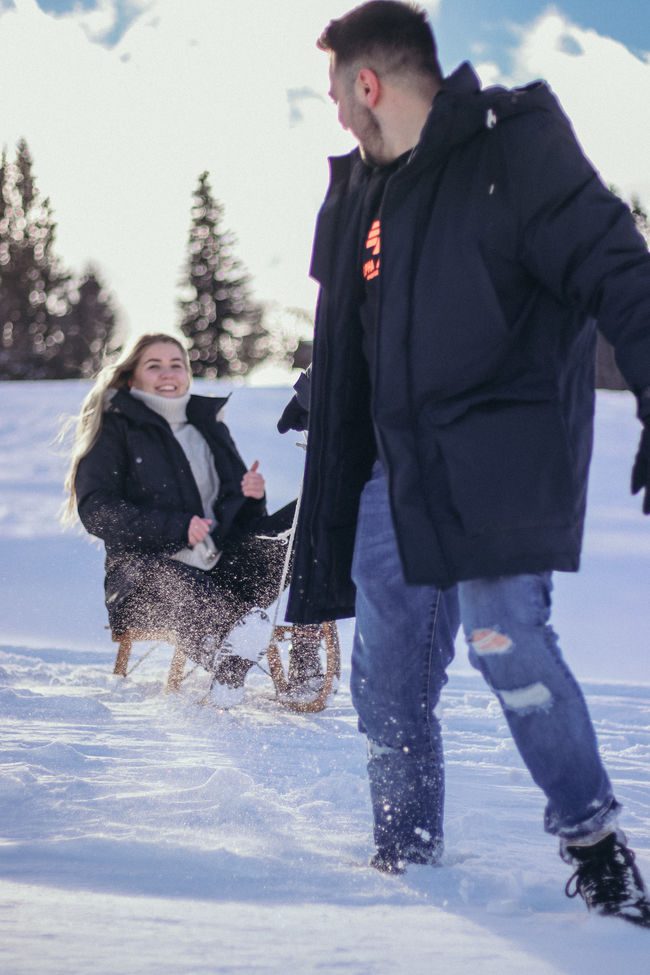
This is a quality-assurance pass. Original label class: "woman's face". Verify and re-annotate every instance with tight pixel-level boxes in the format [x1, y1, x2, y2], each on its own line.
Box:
[130, 341, 190, 398]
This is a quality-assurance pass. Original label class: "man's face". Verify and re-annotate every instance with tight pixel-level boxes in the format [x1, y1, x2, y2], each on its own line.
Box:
[328, 57, 387, 167]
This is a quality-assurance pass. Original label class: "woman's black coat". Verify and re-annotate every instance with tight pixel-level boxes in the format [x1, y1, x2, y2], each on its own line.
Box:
[285, 63, 650, 624]
[75, 389, 266, 627]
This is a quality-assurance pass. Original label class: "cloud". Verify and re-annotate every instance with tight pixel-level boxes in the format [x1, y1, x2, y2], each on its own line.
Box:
[43, 0, 152, 45]
[0, 0, 356, 334]
[499, 9, 650, 205]
[59, 0, 120, 42]
[287, 87, 326, 126]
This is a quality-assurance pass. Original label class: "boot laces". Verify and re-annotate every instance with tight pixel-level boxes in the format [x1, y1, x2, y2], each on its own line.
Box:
[565, 834, 650, 924]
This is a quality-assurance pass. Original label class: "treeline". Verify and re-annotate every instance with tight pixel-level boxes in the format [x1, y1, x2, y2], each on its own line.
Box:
[1, 138, 646, 384]
[0, 141, 307, 381]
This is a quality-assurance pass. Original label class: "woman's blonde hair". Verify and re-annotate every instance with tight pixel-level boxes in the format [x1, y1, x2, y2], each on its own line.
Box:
[60, 332, 191, 524]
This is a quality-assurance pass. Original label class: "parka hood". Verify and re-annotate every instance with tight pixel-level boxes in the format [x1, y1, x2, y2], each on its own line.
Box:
[411, 62, 569, 172]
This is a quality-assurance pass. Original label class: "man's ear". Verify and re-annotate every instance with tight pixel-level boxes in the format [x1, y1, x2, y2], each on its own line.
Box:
[356, 68, 381, 108]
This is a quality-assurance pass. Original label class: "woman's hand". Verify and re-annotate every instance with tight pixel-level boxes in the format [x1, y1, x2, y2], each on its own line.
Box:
[188, 515, 212, 546]
[241, 460, 265, 499]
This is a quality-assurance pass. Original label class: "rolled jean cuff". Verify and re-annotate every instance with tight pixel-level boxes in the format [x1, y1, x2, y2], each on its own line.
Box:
[545, 796, 622, 840]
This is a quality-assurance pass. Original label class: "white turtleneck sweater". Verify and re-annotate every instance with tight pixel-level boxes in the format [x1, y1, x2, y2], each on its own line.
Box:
[129, 388, 221, 571]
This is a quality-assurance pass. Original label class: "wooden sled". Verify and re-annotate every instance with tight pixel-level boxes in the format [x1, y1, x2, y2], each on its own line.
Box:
[266, 621, 341, 713]
[110, 621, 341, 713]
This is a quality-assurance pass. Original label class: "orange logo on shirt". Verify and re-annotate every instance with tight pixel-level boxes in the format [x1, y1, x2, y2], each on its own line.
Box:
[363, 219, 381, 281]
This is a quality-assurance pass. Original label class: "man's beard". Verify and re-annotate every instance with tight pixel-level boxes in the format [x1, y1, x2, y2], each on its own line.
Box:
[359, 143, 383, 167]
[354, 106, 391, 167]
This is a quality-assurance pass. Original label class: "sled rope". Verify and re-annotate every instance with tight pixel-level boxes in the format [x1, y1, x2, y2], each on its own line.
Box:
[124, 642, 159, 676]
[269, 436, 306, 632]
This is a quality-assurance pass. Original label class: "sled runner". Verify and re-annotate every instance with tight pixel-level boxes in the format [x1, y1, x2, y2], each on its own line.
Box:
[255, 433, 341, 712]
[266, 621, 341, 713]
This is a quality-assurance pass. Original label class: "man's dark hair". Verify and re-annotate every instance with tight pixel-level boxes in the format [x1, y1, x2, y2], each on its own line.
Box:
[317, 1, 442, 85]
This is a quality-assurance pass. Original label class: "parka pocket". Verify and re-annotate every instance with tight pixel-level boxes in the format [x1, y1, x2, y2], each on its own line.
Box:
[433, 399, 575, 537]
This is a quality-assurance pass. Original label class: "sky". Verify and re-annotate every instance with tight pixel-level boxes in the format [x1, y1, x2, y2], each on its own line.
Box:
[1, 0, 649, 341]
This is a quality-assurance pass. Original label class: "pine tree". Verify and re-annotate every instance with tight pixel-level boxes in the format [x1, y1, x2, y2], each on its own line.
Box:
[0, 140, 116, 379]
[178, 171, 269, 378]
[0, 140, 70, 379]
[58, 267, 118, 379]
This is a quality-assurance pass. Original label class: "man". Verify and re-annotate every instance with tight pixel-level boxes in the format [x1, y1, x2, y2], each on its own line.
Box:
[279, 0, 650, 925]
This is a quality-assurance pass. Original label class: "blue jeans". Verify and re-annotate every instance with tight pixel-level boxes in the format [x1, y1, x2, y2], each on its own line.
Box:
[351, 462, 619, 857]
[351, 463, 459, 859]
[458, 574, 618, 839]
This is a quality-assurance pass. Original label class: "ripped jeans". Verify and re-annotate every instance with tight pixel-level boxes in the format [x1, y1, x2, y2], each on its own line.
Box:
[459, 574, 618, 839]
[351, 462, 618, 859]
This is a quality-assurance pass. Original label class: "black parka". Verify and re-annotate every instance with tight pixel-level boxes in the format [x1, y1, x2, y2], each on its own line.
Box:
[286, 63, 650, 624]
[75, 389, 266, 626]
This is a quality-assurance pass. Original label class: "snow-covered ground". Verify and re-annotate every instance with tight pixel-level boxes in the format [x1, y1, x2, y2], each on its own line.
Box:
[1, 381, 649, 974]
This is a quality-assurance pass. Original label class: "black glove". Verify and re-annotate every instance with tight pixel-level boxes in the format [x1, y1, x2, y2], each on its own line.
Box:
[277, 394, 309, 434]
[631, 419, 650, 514]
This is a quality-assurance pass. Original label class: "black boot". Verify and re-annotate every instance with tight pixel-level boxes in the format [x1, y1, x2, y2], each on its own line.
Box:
[565, 832, 650, 927]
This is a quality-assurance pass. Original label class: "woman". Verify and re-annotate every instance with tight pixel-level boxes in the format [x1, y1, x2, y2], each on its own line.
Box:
[63, 332, 319, 704]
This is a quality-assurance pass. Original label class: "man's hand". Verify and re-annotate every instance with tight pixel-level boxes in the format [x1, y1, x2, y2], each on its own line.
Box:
[631, 420, 650, 514]
[277, 394, 309, 434]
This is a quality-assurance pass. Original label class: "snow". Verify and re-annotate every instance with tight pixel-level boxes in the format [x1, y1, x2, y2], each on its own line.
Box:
[1, 381, 649, 974]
